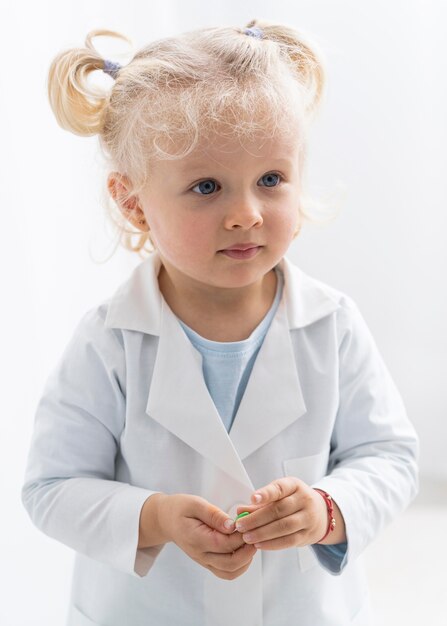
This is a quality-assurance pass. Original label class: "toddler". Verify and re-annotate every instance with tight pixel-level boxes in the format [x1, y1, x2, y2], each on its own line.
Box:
[22, 19, 419, 626]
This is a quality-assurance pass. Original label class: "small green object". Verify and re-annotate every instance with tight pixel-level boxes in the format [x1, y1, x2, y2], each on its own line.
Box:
[235, 511, 250, 522]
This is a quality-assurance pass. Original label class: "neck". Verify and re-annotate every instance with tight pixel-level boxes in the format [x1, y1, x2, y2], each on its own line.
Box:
[158, 266, 278, 341]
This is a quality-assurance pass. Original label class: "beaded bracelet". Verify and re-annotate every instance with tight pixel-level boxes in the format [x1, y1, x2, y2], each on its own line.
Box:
[313, 488, 336, 543]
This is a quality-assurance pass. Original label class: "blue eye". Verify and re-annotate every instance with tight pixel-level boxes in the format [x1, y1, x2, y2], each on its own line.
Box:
[259, 173, 281, 187]
[192, 180, 218, 195]
[191, 173, 282, 194]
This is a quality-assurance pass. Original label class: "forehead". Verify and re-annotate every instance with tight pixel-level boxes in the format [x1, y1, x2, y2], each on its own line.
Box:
[156, 130, 302, 177]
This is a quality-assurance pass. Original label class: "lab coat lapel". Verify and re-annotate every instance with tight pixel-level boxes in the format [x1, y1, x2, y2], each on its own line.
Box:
[229, 294, 307, 460]
[106, 252, 341, 485]
[146, 297, 254, 489]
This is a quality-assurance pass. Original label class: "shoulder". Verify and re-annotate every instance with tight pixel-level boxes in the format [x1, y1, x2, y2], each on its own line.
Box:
[62, 300, 126, 369]
[62, 255, 161, 341]
[280, 256, 363, 333]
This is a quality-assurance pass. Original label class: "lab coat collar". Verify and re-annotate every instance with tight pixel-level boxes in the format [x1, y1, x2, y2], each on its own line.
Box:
[104, 250, 341, 334]
[104, 252, 341, 487]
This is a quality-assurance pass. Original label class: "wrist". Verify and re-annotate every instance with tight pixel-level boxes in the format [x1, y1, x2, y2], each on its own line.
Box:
[313, 489, 347, 545]
[154, 493, 173, 543]
[138, 493, 171, 549]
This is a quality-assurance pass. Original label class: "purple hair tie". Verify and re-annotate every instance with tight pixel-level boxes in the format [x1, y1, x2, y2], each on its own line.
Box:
[244, 27, 264, 39]
[103, 59, 122, 79]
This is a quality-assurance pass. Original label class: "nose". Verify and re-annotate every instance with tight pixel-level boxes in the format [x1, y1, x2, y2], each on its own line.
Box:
[223, 195, 263, 230]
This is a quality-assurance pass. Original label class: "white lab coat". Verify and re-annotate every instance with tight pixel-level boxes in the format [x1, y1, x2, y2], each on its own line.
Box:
[22, 252, 419, 626]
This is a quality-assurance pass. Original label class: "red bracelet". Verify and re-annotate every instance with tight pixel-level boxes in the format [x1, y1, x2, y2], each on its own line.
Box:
[313, 488, 336, 544]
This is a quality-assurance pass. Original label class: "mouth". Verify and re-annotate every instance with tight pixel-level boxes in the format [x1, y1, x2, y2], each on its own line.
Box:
[221, 243, 261, 252]
[218, 245, 263, 260]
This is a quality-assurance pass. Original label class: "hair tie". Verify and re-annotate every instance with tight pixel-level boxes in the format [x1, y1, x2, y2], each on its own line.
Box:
[103, 59, 122, 79]
[244, 27, 264, 39]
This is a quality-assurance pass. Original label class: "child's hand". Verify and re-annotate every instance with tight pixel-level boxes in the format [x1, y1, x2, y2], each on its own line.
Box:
[235, 477, 328, 550]
[158, 494, 258, 580]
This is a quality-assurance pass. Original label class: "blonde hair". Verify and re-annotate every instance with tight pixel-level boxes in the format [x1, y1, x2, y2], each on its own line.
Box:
[48, 19, 339, 260]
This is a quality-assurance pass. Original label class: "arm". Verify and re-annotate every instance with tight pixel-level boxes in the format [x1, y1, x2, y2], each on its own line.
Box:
[311, 296, 419, 573]
[21, 307, 165, 578]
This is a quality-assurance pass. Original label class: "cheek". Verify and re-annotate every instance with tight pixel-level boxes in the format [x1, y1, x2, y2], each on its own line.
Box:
[149, 211, 213, 256]
[267, 205, 299, 235]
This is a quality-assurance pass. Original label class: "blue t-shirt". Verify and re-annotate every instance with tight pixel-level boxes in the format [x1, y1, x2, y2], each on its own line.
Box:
[178, 267, 284, 432]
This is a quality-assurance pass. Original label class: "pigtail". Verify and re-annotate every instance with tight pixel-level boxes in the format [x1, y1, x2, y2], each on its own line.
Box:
[244, 19, 326, 119]
[47, 29, 132, 136]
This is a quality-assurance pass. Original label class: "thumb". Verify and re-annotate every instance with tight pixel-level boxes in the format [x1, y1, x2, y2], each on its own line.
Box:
[198, 500, 235, 534]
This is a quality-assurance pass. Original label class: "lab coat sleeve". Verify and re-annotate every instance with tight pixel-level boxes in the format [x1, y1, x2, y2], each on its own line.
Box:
[21, 306, 165, 578]
[310, 296, 419, 575]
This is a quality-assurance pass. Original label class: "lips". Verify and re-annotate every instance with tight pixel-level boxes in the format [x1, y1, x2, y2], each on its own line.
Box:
[221, 243, 261, 251]
[219, 245, 262, 260]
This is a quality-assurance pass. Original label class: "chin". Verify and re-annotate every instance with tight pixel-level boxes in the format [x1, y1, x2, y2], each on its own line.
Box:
[214, 267, 271, 289]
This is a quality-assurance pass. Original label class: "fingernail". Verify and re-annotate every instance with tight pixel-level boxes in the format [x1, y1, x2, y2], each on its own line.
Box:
[253, 493, 262, 503]
[224, 519, 235, 530]
[235, 522, 244, 532]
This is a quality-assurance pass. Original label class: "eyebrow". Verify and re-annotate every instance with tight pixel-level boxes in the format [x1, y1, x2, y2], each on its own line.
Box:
[176, 157, 296, 175]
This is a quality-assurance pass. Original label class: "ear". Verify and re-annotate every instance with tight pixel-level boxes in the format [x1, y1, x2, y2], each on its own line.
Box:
[107, 172, 149, 232]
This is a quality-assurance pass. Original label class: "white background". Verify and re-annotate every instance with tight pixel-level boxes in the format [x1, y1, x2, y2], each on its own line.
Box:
[1, 1, 446, 624]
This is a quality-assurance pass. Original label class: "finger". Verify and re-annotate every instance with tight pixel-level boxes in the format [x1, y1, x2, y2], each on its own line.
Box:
[204, 525, 247, 553]
[206, 557, 253, 580]
[195, 498, 235, 534]
[252, 531, 306, 551]
[235, 496, 300, 535]
[215, 531, 247, 552]
[240, 512, 304, 546]
[235, 504, 265, 516]
[205, 543, 257, 572]
[250, 477, 298, 506]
